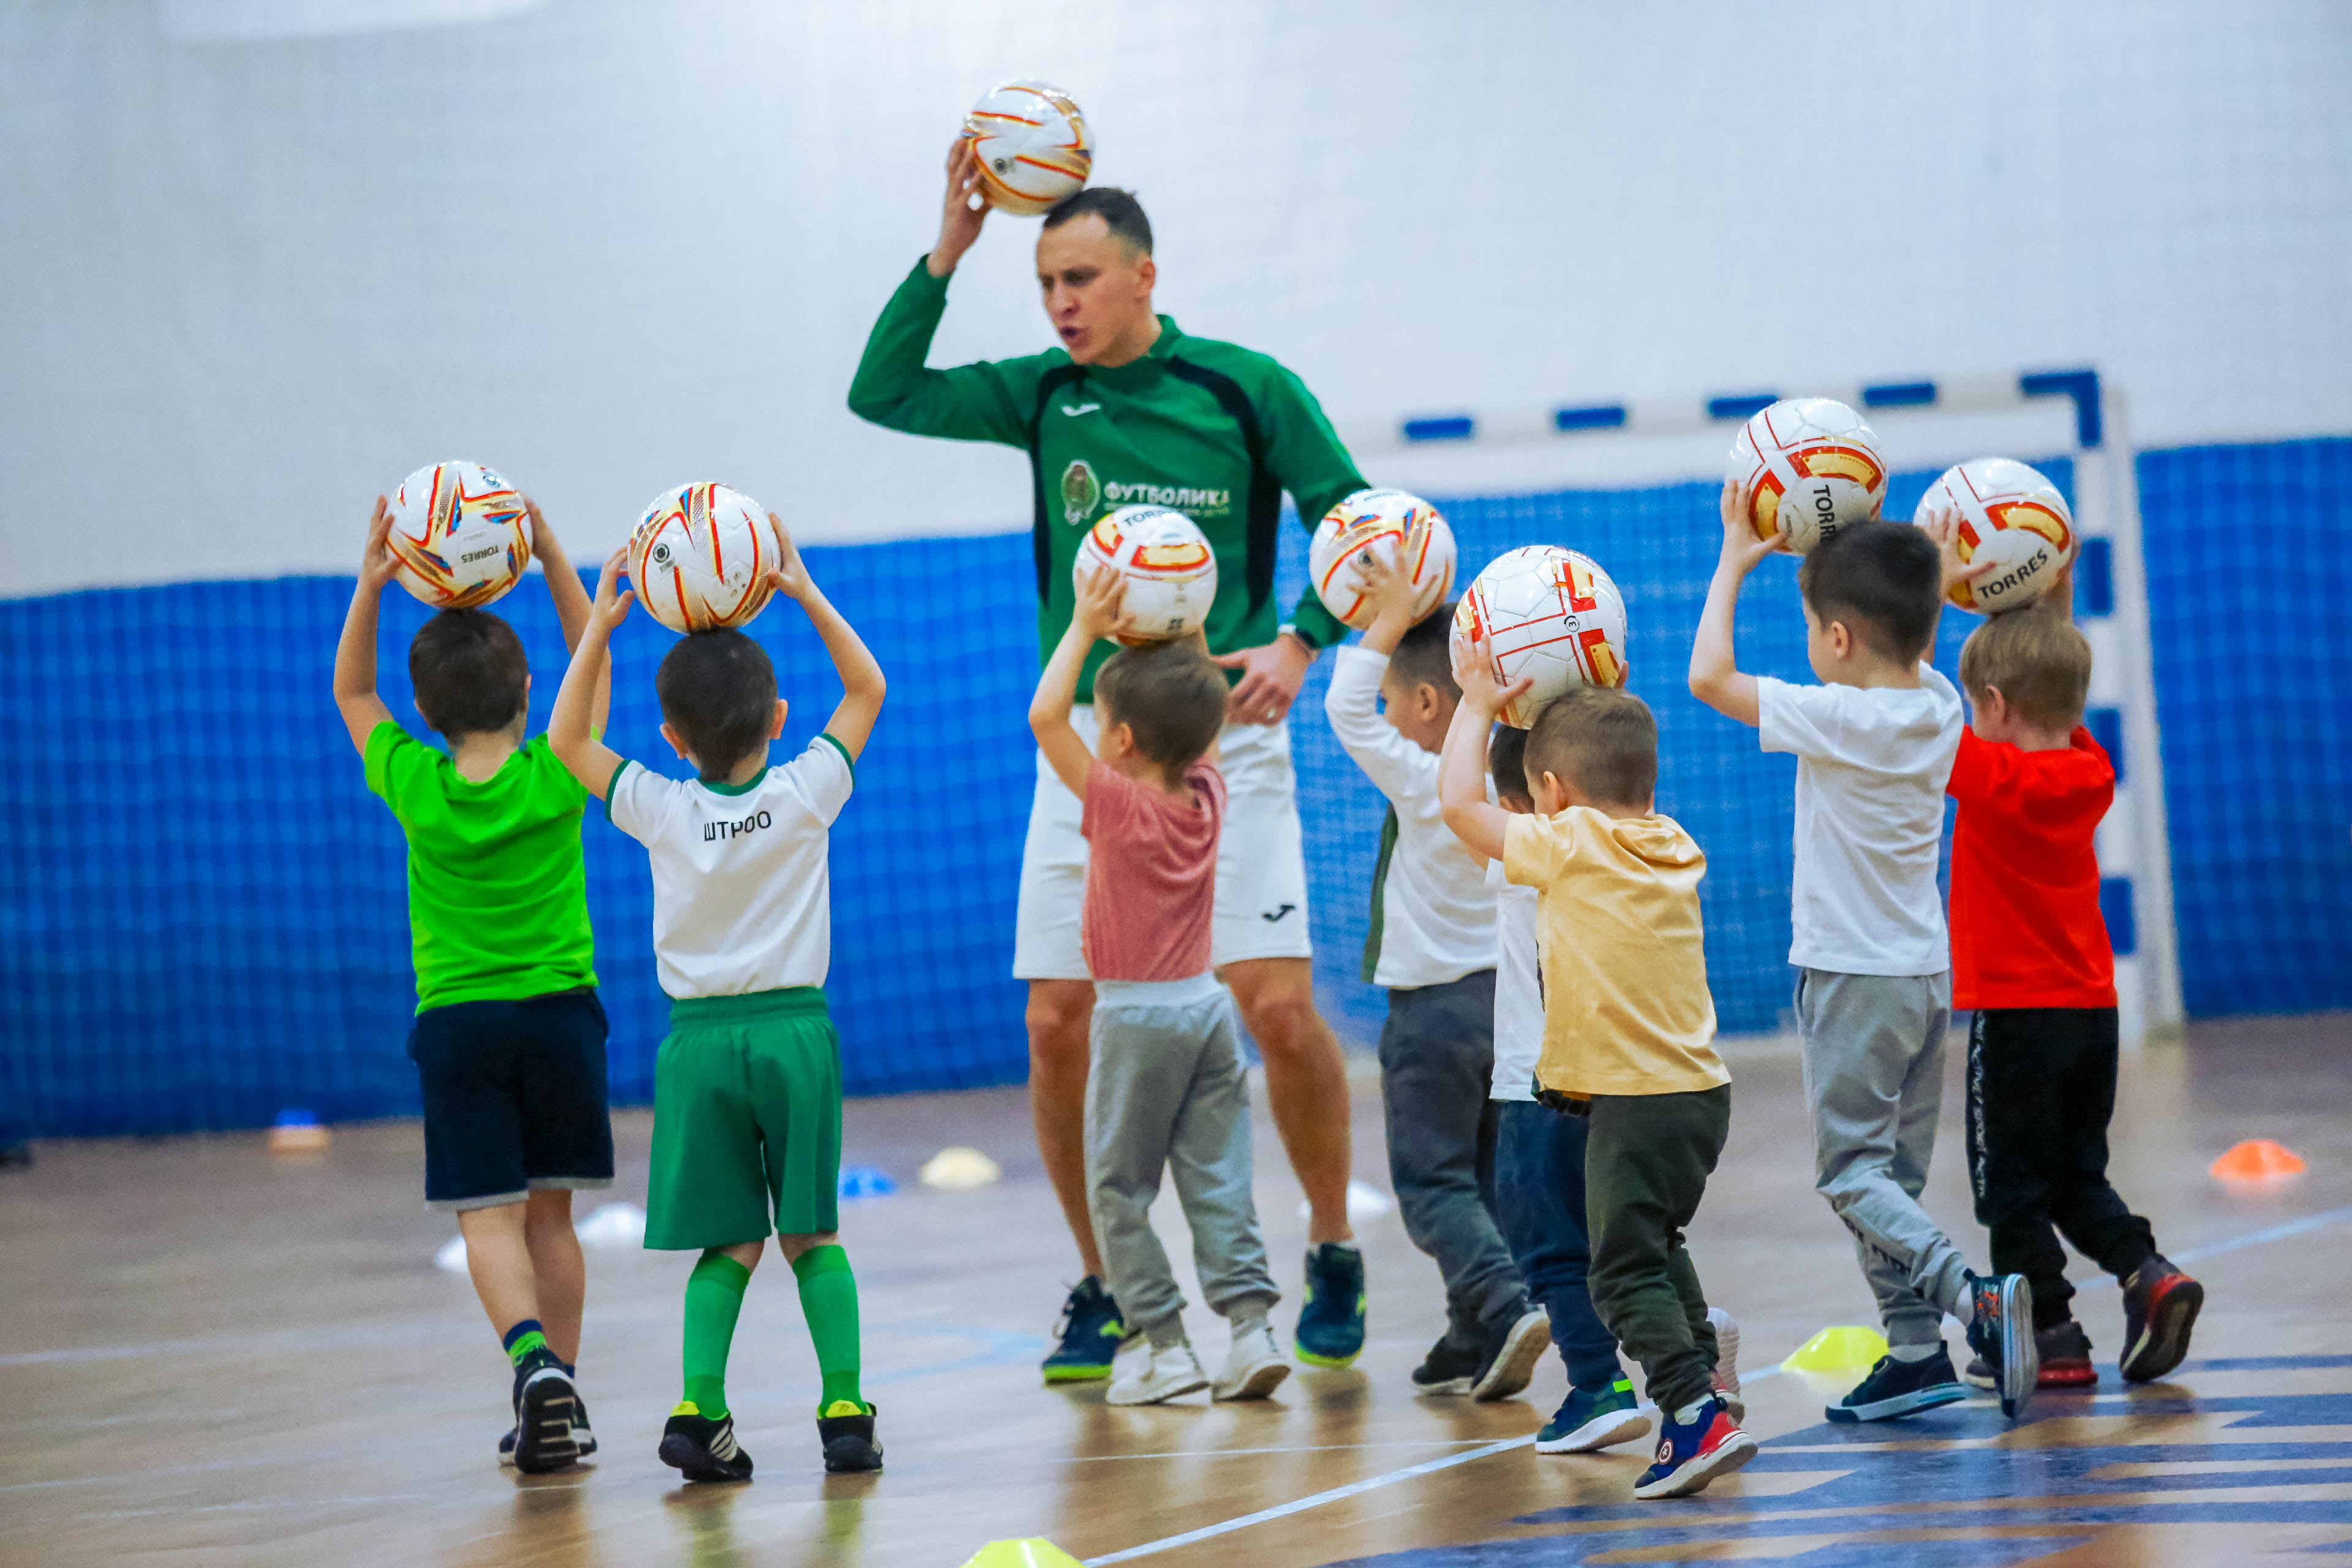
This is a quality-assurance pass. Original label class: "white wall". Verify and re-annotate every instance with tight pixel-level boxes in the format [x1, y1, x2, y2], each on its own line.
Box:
[3, 0, 2347, 595]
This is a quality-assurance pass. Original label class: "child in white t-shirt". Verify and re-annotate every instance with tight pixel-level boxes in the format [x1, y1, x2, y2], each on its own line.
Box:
[1687, 482, 2037, 1424]
[550, 520, 888, 1482]
[1322, 550, 1544, 1401]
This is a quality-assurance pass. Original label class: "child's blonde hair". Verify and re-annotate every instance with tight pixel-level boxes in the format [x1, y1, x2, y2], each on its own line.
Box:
[1958, 606, 2092, 728]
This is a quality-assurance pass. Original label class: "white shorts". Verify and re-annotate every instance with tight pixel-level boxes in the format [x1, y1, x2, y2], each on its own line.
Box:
[1013, 705, 1314, 982]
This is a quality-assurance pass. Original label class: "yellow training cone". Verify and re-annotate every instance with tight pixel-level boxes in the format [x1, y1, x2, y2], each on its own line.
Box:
[959, 1541, 1084, 1568]
[1780, 1325, 1889, 1378]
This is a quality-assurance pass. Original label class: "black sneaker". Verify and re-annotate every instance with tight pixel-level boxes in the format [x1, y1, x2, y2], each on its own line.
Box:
[2119, 1255, 2203, 1384]
[1041, 1276, 1130, 1384]
[1411, 1335, 1482, 1396]
[1295, 1243, 1367, 1368]
[500, 1393, 596, 1466]
[1965, 1272, 2039, 1420]
[1471, 1308, 1551, 1402]
[818, 1400, 883, 1474]
[1825, 1347, 1969, 1423]
[660, 1403, 754, 1483]
[509, 1354, 581, 1474]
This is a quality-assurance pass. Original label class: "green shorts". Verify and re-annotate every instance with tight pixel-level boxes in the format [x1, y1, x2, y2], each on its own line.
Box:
[646, 987, 842, 1250]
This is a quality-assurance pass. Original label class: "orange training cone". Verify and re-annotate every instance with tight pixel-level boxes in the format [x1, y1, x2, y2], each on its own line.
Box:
[2210, 1139, 2305, 1180]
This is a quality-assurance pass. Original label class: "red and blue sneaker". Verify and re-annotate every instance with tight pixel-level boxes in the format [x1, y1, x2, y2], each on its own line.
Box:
[1632, 1395, 1757, 1500]
[2120, 1255, 2203, 1383]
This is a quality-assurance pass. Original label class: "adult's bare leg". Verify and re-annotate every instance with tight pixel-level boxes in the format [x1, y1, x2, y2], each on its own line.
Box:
[1028, 978, 1104, 1279]
[1221, 956, 1355, 1245]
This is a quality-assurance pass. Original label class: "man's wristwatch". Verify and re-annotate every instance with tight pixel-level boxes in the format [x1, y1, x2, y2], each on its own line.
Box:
[1278, 622, 1321, 656]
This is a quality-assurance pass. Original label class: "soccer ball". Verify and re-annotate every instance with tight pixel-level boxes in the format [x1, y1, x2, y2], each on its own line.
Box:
[1309, 489, 1457, 631]
[1451, 545, 1629, 729]
[962, 81, 1093, 216]
[1728, 398, 1888, 554]
[1918, 458, 2077, 613]
[385, 461, 532, 609]
[1075, 505, 1217, 645]
[628, 483, 780, 634]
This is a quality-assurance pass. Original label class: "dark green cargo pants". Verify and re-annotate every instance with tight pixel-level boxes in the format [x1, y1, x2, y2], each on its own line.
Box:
[1583, 1084, 1732, 1415]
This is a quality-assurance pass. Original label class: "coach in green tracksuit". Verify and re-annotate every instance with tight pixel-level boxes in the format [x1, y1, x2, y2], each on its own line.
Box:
[848, 140, 1370, 1381]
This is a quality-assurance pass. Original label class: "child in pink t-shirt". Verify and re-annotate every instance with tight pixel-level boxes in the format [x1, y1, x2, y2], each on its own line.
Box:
[1030, 569, 1285, 1409]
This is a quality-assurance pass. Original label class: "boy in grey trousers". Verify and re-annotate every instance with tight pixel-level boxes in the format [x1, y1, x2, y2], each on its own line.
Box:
[1029, 568, 1287, 1407]
[1689, 484, 2039, 1422]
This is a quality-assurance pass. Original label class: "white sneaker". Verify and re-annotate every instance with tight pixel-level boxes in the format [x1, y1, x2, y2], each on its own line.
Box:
[1212, 1321, 1291, 1401]
[1107, 1341, 1210, 1406]
[1708, 1306, 1745, 1422]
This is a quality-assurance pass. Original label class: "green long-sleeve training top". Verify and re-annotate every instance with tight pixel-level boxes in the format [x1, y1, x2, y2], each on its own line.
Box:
[848, 256, 1366, 704]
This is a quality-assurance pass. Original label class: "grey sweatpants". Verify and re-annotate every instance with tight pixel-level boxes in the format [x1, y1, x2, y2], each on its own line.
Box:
[1085, 976, 1280, 1346]
[1795, 968, 1973, 1348]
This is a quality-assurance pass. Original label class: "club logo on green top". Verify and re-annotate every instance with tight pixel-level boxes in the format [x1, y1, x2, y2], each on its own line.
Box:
[1061, 459, 1101, 526]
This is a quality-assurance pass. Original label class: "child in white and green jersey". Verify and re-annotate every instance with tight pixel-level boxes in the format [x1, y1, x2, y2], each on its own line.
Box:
[551, 516, 887, 1481]
[332, 492, 610, 1477]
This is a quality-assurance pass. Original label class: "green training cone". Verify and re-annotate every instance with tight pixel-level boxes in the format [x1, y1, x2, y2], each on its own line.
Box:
[1780, 1325, 1890, 1377]
[959, 1540, 1085, 1568]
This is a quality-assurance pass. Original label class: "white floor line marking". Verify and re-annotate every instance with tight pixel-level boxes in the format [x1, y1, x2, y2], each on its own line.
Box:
[1071, 1438, 1502, 1463]
[1082, 1434, 1534, 1564]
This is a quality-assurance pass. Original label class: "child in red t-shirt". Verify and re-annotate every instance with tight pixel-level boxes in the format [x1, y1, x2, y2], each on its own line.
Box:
[1028, 568, 1286, 1409]
[1942, 563, 2203, 1390]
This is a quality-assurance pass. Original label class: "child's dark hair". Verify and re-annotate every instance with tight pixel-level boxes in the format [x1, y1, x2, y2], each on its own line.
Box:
[1487, 721, 1533, 809]
[1798, 520, 1943, 663]
[1389, 601, 1460, 700]
[409, 610, 529, 737]
[656, 630, 777, 781]
[1959, 604, 2093, 728]
[1524, 687, 1657, 809]
[1094, 641, 1226, 775]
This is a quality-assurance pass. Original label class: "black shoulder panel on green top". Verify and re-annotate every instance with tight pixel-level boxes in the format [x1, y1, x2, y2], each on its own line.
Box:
[1027, 363, 1093, 599]
[1163, 358, 1282, 620]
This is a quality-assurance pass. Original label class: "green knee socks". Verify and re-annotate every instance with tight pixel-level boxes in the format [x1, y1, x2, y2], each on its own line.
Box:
[791, 1244, 866, 1417]
[679, 1246, 867, 1420]
[680, 1251, 752, 1418]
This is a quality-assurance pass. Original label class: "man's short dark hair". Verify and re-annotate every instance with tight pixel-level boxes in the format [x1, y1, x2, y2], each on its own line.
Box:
[1799, 520, 1943, 663]
[1093, 641, 1224, 775]
[656, 630, 777, 781]
[1959, 603, 2094, 728]
[1042, 187, 1153, 255]
[1525, 687, 1658, 810]
[1487, 720, 1532, 808]
[409, 609, 529, 738]
[1387, 601, 1460, 700]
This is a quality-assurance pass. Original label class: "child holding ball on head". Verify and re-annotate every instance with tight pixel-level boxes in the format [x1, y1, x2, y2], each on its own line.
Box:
[1321, 551, 1547, 1402]
[1437, 650, 1752, 1499]
[548, 519, 887, 1480]
[1687, 481, 2038, 1423]
[331, 494, 612, 1476]
[1923, 516, 2203, 1388]
[1028, 568, 1287, 1407]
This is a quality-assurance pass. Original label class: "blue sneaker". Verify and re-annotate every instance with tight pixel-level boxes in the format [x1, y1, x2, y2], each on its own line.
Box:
[1294, 1243, 1366, 1368]
[1041, 1277, 1130, 1384]
[1966, 1270, 2039, 1420]
[1632, 1395, 1757, 1499]
[1535, 1377, 1653, 1453]
[1825, 1346, 1969, 1423]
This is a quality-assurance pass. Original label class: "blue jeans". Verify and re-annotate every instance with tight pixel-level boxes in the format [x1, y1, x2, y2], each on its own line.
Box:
[1494, 1098, 1624, 1389]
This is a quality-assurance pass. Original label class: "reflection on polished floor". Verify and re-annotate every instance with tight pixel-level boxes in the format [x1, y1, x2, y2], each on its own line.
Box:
[3, 1012, 2347, 1567]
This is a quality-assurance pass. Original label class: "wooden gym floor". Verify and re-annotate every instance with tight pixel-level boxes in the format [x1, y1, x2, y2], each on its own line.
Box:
[4, 1012, 2348, 1567]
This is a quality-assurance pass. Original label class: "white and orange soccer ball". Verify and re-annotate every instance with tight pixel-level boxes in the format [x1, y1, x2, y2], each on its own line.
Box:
[1728, 398, 1888, 554]
[1451, 545, 1629, 729]
[1074, 505, 1217, 645]
[962, 81, 1093, 216]
[627, 483, 779, 635]
[1918, 458, 2077, 613]
[385, 461, 532, 609]
[1309, 488, 1457, 631]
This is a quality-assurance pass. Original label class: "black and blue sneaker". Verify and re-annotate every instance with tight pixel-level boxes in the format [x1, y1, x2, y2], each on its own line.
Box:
[1535, 1377, 1653, 1453]
[660, 1401, 753, 1483]
[1295, 1243, 1367, 1368]
[1041, 1276, 1130, 1384]
[1825, 1346, 1969, 1423]
[818, 1400, 883, 1474]
[502, 1392, 596, 1466]
[1966, 1270, 2039, 1420]
[507, 1351, 581, 1474]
